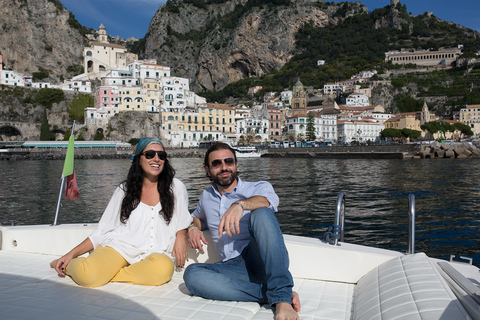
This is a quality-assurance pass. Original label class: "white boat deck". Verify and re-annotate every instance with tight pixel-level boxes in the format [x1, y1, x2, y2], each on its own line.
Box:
[1, 224, 478, 320]
[0, 250, 355, 320]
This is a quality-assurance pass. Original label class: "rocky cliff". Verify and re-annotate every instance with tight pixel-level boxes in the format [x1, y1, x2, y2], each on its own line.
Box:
[144, 0, 367, 91]
[0, 0, 85, 82]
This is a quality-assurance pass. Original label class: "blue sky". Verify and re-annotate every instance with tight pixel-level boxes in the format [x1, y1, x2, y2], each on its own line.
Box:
[60, 0, 480, 39]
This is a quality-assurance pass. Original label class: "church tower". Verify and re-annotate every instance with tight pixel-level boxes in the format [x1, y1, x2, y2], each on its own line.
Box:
[291, 80, 307, 116]
[421, 101, 430, 125]
[98, 23, 108, 43]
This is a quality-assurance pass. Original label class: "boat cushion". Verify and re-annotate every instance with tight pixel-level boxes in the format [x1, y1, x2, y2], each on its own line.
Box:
[353, 252, 468, 320]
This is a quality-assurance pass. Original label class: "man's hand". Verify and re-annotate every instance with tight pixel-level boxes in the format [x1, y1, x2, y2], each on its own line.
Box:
[187, 227, 208, 253]
[218, 202, 244, 237]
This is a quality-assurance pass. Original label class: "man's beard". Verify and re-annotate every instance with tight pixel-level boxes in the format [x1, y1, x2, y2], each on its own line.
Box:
[211, 169, 238, 187]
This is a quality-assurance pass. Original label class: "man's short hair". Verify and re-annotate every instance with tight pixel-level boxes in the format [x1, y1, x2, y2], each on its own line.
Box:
[204, 142, 237, 167]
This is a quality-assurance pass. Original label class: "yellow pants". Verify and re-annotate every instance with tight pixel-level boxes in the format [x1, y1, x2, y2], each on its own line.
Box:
[66, 246, 174, 288]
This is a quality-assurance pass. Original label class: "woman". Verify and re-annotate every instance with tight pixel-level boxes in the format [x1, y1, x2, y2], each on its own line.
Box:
[50, 137, 192, 288]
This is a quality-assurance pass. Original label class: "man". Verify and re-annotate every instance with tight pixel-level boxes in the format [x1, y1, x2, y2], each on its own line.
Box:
[184, 142, 300, 320]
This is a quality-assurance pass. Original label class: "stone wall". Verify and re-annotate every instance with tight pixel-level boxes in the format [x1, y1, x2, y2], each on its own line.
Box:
[419, 141, 480, 159]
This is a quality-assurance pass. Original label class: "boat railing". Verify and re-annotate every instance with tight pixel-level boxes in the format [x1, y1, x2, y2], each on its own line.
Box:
[408, 194, 415, 254]
[322, 192, 345, 245]
[334, 192, 345, 245]
[323, 192, 416, 253]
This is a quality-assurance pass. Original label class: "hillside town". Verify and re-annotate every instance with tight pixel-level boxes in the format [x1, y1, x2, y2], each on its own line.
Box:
[0, 23, 478, 147]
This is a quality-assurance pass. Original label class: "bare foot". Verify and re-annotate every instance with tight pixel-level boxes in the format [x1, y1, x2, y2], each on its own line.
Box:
[292, 291, 301, 312]
[50, 259, 58, 268]
[275, 292, 300, 320]
[275, 302, 299, 320]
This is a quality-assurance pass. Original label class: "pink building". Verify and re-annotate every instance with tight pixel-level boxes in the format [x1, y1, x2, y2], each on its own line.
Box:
[267, 106, 283, 138]
[95, 86, 119, 109]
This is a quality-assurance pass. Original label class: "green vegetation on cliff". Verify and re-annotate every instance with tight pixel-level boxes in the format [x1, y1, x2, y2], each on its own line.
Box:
[35, 88, 65, 109]
[197, 2, 480, 113]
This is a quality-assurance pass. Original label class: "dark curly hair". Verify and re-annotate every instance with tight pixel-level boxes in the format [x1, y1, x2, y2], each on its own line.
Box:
[120, 155, 176, 224]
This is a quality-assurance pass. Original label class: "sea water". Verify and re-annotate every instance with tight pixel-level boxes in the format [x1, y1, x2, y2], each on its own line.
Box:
[0, 157, 479, 265]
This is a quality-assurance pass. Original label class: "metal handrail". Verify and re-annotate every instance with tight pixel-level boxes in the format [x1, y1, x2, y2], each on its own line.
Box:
[334, 192, 345, 245]
[408, 194, 415, 254]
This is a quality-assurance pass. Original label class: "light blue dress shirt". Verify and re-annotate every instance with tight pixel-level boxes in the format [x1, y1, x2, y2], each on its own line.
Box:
[192, 177, 279, 261]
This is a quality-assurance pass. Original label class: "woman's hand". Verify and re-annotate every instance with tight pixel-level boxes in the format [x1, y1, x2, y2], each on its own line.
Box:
[50, 238, 93, 277]
[54, 253, 74, 276]
[172, 229, 188, 267]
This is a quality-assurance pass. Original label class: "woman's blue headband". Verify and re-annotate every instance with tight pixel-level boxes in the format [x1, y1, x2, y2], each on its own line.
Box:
[131, 137, 164, 161]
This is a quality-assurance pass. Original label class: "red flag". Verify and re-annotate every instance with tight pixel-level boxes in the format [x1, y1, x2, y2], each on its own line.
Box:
[65, 170, 80, 201]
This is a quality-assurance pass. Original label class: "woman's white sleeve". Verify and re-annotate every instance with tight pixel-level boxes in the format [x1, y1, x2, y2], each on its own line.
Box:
[173, 179, 192, 231]
[88, 186, 124, 249]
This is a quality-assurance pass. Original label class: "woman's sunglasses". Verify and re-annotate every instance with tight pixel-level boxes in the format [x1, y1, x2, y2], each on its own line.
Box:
[210, 157, 236, 168]
[142, 150, 167, 160]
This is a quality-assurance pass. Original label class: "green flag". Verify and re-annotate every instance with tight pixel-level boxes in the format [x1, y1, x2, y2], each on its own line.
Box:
[62, 135, 75, 178]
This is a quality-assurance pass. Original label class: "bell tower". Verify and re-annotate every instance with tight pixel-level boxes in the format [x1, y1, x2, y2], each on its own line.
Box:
[421, 101, 430, 125]
[291, 80, 307, 116]
[98, 23, 108, 43]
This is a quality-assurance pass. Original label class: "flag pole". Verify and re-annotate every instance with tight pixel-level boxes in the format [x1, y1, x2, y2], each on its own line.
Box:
[53, 121, 76, 226]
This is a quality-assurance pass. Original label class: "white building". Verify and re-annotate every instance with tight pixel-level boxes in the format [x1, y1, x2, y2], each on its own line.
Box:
[128, 60, 170, 80]
[84, 106, 118, 132]
[285, 113, 337, 142]
[352, 70, 377, 79]
[84, 41, 137, 77]
[337, 120, 384, 144]
[56, 79, 92, 93]
[0, 70, 32, 87]
[323, 82, 341, 96]
[346, 93, 370, 107]
[318, 114, 337, 142]
[100, 70, 139, 87]
[161, 76, 190, 111]
[236, 117, 269, 141]
[280, 90, 292, 105]
[369, 113, 394, 124]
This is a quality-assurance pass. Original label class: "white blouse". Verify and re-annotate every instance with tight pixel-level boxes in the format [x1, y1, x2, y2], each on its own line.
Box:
[88, 178, 192, 264]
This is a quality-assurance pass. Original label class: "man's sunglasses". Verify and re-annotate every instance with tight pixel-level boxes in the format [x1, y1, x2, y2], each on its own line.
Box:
[210, 157, 236, 168]
[142, 150, 167, 160]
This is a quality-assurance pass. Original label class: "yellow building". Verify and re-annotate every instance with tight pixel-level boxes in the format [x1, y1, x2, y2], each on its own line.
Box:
[118, 86, 145, 111]
[160, 103, 236, 147]
[459, 104, 480, 135]
[143, 79, 162, 111]
[384, 113, 421, 131]
[202, 103, 236, 136]
[384, 103, 437, 136]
